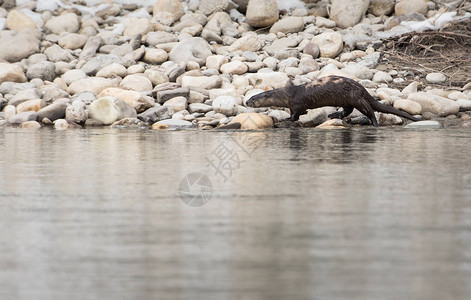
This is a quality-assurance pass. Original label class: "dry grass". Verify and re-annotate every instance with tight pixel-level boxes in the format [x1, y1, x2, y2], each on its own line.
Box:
[381, 18, 471, 89]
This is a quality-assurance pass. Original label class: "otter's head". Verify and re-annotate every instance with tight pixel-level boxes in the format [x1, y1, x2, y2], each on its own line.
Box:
[246, 90, 289, 108]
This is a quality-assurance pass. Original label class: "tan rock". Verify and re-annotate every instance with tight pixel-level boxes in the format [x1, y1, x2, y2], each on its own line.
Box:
[68, 77, 120, 95]
[153, 0, 184, 25]
[0, 63, 26, 83]
[19, 121, 41, 129]
[6, 10, 36, 31]
[119, 74, 153, 92]
[395, 0, 428, 15]
[311, 32, 344, 58]
[316, 119, 348, 129]
[220, 61, 248, 75]
[16, 99, 46, 113]
[98, 87, 154, 113]
[230, 113, 273, 130]
[408, 92, 459, 117]
[329, 0, 369, 29]
[246, 0, 278, 28]
[393, 99, 422, 116]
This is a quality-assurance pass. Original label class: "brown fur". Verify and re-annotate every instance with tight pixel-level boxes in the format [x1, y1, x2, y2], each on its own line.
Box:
[246, 75, 420, 126]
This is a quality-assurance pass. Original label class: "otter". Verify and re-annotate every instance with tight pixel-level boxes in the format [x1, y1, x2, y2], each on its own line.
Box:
[246, 75, 420, 126]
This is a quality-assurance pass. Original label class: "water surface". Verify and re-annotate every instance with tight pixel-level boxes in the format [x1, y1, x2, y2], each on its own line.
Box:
[1, 127, 470, 300]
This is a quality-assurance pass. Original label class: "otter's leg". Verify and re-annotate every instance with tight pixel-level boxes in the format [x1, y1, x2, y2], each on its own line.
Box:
[357, 104, 378, 127]
[328, 107, 354, 119]
[289, 111, 302, 121]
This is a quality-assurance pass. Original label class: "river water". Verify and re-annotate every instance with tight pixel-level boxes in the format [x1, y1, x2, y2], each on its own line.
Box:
[0, 127, 470, 300]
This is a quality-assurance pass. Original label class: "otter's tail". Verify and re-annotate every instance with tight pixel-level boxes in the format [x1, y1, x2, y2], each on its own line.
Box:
[371, 101, 420, 122]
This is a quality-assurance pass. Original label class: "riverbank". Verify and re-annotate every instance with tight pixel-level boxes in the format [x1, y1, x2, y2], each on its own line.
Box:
[0, 0, 470, 130]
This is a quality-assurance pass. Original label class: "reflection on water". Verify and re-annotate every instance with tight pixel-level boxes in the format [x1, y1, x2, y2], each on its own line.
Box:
[0, 127, 471, 300]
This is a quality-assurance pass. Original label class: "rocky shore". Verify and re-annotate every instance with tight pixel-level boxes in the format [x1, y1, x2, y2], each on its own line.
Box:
[0, 0, 470, 130]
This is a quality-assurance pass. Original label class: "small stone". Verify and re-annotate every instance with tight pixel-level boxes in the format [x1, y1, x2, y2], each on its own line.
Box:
[303, 42, 320, 58]
[145, 69, 169, 86]
[369, 0, 395, 16]
[169, 37, 212, 66]
[311, 32, 343, 58]
[120, 74, 153, 92]
[3, 105, 16, 121]
[269, 17, 304, 34]
[376, 112, 403, 126]
[316, 17, 336, 28]
[99, 87, 154, 113]
[6, 10, 36, 31]
[61, 70, 87, 86]
[229, 113, 273, 129]
[220, 61, 248, 75]
[395, 0, 428, 16]
[228, 34, 262, 52]
[459, 121, 471, 128]
[408, 92, 459, 117]
[138, 106, 173, 123]
[393, 99, 422, 115]
[19, 121, 41, 129]
[54, 119, 70, 130]
[343, 64, 373, 80]
[163, 96, 187, 112]
[212, 95, 239, 116]
[172, 109, 190, 120]
[189, 103, 213, 113]
[89, 96, 137, 125]
[96, 63, 127, 78]
[402, 81, 419, 94]
[145, 31, 178, 46]
[0, 63, 26, 83]
[198, 0, 230, 15]
[245, 72, 290, 89]
[373, 71, 393, 83]
[7, 88, 41, 106]
[404, 120, 442, 129]
[154, 87, 190, 104]
[426, 73, 447, 84]
[329, 0, 370, 29]
[152, 119, 195, 129]
[246, 0, 278, 28]
[153, 0, 184, 25]
[299, 108, 328, 127]
[181, 75, 222, 90]
[58, 33, 88, 50]
[206, 55, 229, 70]
[316, 119, 348, 129]
[268, 109, 290, 121]
[81, 55, 124, 76]
[27, 61, 55, 82]
[68, 77, 119, 95]
[65, 103, 88, 123]
[44, 44, 74, 63]
[123, 17, 153, 36]
[9, 111, 37, 124]
[0, 31, 40, 62]
[16, 99, 46, 113]
[45, 13, 80, 34]
[110, 118, 149, 129]
[143, 48, 168, 64]
[456, 99, 471, 111]
[299, 56, 319, 74]
[37, 102, 68, 122]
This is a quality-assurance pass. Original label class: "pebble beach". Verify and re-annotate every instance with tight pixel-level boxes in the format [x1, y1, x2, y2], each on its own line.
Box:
[0, 0, 470, 130]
